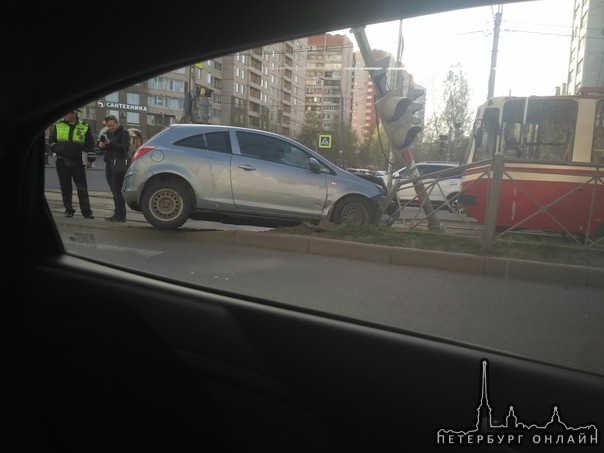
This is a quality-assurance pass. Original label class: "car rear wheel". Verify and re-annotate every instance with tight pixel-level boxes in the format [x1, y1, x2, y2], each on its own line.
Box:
[332, 196, 372, 225]
[141, 179, 192, 229]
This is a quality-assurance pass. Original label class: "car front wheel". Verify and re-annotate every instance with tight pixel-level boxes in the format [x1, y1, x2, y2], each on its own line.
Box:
[332, 195, 372, 225]
[141, 179, 192, 229]
[447, 193, 465, 214]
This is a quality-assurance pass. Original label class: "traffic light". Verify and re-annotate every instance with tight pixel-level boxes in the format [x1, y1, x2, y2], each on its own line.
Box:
[198, 96, 212, 122]
[438, 134, 448, 157]
[376, 86, 422, 150]
[407, 85, 425, 103]
[191, 94, 212, 123]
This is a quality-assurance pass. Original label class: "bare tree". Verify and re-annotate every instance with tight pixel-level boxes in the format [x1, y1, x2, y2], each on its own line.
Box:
[441, 64, 473, 137]
[423, 64, 474, 160]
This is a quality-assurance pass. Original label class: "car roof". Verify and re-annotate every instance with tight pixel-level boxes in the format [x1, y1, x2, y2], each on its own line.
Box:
[162, 123, 304, 140]
[395, 161, 461, 171]
[416, 161, 461, 166]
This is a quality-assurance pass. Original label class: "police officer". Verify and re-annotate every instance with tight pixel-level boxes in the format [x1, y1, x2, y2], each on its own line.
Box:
[48, 109, 96, 218]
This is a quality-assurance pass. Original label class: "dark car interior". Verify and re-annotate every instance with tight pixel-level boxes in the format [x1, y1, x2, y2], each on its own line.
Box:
[3, 1, 602, 451]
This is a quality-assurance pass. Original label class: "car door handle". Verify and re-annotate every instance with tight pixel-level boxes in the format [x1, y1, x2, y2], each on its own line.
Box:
[238, 164, 256, 171]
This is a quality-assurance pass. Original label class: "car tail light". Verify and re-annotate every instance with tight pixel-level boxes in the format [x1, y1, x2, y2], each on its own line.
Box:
[132, 145, 155, 161]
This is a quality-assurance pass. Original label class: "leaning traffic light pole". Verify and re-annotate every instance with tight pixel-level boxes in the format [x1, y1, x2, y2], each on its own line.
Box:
[351, 27, 445, 232]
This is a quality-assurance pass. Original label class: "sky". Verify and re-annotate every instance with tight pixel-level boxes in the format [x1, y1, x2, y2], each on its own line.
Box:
[333, 0, 574, 115]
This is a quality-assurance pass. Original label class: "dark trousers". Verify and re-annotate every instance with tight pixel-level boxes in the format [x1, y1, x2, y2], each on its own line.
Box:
[105, 165, 127, 219]
[56, 158, 93, 216]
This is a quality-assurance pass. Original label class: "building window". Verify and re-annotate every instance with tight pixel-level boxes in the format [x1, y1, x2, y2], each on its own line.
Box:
[127, 92, 140, 105]
[126, 111, 140, 125]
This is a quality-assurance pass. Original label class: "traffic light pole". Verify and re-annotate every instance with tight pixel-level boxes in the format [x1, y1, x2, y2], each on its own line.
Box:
[351, 27, 390, 97]
[399, 149, 446, 232]
[352, 26, 445, 232]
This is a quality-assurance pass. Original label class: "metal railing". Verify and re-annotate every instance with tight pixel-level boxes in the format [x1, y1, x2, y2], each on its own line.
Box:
[385, 155, 604, 251]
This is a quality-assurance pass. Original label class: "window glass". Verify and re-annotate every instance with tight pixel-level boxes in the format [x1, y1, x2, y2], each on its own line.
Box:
[501, 98, 577, 162]
[44, 0, 603, 376]
[279, 144, 313, 169]
[175, 131, 231, 153]
[126, 111, 140, 126]
[237, 131, 285, 162]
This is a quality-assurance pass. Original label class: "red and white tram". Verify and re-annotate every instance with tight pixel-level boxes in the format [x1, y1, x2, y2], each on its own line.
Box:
[461, 93, 604, 238]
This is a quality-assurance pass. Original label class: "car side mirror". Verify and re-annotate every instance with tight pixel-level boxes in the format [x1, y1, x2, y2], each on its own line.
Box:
[309, 157, 321, 174]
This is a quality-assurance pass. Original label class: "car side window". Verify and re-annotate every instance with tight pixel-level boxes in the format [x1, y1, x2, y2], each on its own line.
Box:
[174, 131, 232, 153]
[280, 144, 313, 169]
[236, 131, 285, 163]
[237, 131, 332, 173]
[395, 168, 409, 179]
[425, 165, 445, 176]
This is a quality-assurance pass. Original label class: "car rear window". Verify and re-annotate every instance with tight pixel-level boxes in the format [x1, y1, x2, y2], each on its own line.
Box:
[175, 131, 232, 154]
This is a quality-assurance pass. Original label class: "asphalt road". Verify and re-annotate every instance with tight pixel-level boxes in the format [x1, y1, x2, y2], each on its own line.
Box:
[43, 189, 604, 378]
[45, 155, 109, 192]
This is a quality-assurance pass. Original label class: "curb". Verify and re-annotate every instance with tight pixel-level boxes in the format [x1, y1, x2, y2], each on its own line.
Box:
[198, 230, 604, 290]
[45, 190, 603, 290]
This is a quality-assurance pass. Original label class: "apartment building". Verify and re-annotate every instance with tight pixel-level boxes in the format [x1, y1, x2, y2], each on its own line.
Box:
[305, 34, 354, 134]
[79, 31, 427, 150]
[568, 0, 604, 94]
[83, 38, 307, 141]
[219, 40, 307, 137]
[351, 50, 379, 145]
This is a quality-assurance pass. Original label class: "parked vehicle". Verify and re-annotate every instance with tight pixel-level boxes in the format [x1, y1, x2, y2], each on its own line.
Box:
[393, 161, 464, 213]
[461, 94, 604, 238]
[124, 124, 399, 229]
[346, 168, 389, 189]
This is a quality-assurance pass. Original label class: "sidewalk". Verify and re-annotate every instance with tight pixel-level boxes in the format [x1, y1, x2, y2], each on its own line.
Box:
[45, 188, 270, 232]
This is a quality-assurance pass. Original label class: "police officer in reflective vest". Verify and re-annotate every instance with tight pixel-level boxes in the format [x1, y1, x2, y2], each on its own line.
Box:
[48, 109, 96, 218]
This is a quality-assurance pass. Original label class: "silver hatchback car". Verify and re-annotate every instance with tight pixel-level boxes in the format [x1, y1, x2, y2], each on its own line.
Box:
[123, 124, 399, 229]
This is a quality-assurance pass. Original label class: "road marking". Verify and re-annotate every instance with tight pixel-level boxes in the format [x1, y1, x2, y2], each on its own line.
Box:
[66, 233, 163, 258]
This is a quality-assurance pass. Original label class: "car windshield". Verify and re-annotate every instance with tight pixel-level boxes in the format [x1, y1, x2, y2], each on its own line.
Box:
[44, 0, 604, 377]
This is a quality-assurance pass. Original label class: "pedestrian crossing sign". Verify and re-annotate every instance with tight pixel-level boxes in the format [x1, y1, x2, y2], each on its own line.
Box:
[318, 134, 332, 149]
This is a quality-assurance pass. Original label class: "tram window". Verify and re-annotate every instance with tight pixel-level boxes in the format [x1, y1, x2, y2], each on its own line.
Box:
[501, 98, 577, 162]
[502, 122, 521, 157]
[472, 108, 499, 162]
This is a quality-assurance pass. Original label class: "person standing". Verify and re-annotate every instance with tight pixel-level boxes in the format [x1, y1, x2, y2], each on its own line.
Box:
[98, 114, 131, 222]
[48, 109, 96, 219]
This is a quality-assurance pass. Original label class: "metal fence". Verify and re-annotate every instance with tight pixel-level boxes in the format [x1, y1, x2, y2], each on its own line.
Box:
[388, 155, 604, 251]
